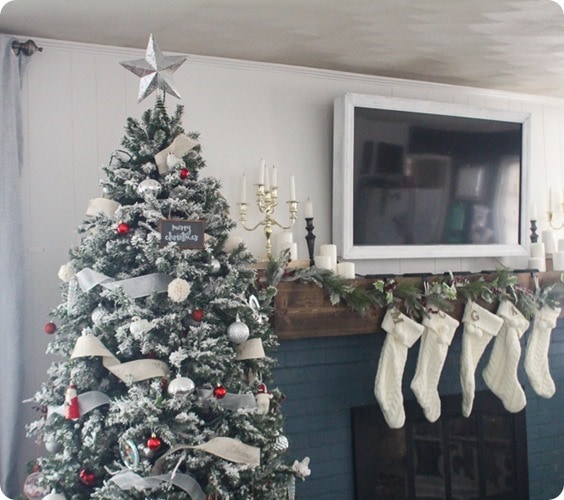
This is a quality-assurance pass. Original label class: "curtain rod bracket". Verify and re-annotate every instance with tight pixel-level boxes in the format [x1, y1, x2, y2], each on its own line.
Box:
[11, 39, 43, 57]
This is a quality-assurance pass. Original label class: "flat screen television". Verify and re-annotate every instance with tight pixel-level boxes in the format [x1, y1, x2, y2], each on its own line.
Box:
[333, 93, 531, 260]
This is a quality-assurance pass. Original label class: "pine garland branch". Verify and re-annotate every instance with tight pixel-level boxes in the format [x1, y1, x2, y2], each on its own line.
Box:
[537, 275, 564, 310]
[268, 257, 562, 324]
[452, 275, 494, 303]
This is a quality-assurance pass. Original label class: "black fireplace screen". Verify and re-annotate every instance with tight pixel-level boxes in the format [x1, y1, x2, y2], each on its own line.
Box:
[351, 391, 528, 499]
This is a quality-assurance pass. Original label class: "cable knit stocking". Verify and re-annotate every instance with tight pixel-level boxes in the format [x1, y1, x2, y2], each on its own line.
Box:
[411, 311, 460, 422]
[460, 301, 504, 417]
[525, 304, 561, 398]
[483, 300, 530, 413]
[374, 307, 424, 429]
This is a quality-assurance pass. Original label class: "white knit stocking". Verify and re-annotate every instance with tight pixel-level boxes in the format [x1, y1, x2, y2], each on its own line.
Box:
[374, 307, 424, 429]
[411, 311, 460, 422]
[483, 300, 530, 413]
[525, 305, 561, 398]
[460, 301, 504, 417]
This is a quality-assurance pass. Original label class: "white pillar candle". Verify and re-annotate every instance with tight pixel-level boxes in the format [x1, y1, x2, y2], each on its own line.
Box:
[530, 241, 545, 259]
[271, 165, 277, 188]
[304, 198, 313, 218]
[276, 231, 294, 255]
[289, 242, 298, 261]
[337, 262, 355, 279]
[290, 175, 296, 201]
[542, 230, 556, 254]
[264, 165, 270, 191]
[240, 174, 247, 204]
[319, 244, 337, 272]
[530, 204, 537, 220]
[258, 158, 266, 185]
[553, 251, 564, 271]
[314, 255, 332, 270]
[528, 257, 546, 272]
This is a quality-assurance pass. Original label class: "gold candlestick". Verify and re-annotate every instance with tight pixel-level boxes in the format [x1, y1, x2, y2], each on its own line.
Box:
[239, 182, 298, 260]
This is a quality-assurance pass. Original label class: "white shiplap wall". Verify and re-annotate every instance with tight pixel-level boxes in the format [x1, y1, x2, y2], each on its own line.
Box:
[14, 38, 564, 484]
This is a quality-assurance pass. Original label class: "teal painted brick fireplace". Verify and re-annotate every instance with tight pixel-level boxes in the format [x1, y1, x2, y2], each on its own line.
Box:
[274, 322, 564, 499]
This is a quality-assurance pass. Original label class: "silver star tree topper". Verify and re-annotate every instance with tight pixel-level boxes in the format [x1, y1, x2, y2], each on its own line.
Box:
[121, 34, 186, 103]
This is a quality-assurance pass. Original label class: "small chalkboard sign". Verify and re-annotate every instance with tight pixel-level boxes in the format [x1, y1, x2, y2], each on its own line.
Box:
[160, 219, 205, 249]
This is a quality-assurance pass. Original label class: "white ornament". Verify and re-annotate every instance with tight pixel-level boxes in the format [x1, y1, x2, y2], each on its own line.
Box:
[166, 152, 184, 169]
[255, 393, 273, 415]
[255, 383, 273, 414]
[168, 278, 191, 302]
[292, 456, 311, 480]
[43, 490, 66, 500]
[129, 317, 154, 338]
[168, 376, 196, 397]
[227, 315, 250, 344]
[57, 263, 75, 282]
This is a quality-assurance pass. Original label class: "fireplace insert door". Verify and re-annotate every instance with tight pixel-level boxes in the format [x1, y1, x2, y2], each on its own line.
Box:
[351, 391, 528, 499]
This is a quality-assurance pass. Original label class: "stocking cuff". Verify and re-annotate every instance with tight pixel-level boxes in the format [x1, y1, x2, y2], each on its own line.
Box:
[462, 301, 504, 337]
[497, 300, 530, 338]
[382, 307, 424, 348]
[423, 311, 460, 345]
[536, 304, 561, 329]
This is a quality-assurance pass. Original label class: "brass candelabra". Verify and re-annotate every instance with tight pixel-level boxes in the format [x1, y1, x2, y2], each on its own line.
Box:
[239, 182, 298, 260]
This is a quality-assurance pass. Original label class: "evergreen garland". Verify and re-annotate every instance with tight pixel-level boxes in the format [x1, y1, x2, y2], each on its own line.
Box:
[283, 261, 563, 320]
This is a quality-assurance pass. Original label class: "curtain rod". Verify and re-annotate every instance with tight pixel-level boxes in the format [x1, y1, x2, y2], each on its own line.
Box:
[11, 38, 43, 57]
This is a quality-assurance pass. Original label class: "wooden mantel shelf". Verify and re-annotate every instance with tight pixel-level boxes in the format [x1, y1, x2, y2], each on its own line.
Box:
[273, 271, 564, 340]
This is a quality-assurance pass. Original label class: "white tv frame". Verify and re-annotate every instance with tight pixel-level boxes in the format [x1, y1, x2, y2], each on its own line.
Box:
[333, 93, 531, 261]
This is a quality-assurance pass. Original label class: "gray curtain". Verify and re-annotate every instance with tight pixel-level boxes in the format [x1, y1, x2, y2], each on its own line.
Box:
[0, 34, 29, 497]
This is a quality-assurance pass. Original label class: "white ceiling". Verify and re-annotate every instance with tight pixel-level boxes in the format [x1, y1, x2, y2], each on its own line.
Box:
[2, 0, 564, 98]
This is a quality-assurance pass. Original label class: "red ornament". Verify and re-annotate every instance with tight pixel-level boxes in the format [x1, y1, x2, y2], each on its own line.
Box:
[192, 309, 204, 322]
[44, 322, 57, 334]
[257, 383, 268, 394]
[213, 385, 227, 399]
[179, 168, 190, 179]
[78, 468, 96, 487]
[147, 433, 162, 451]
[116, 222, 130, 235]
[65, 383, 80, 420]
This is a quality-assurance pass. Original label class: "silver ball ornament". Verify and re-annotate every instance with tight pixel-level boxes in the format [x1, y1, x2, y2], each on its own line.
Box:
[44, 435, 61, 453]
[227, 315, 250, 344]
[91, 305, 108, 326]
[137, 178, 162, 200]
[209, 258, 221, 274]
[273, 434, 289, 453]
[102, 185, 115, 196]
[167, 376, 196, 397]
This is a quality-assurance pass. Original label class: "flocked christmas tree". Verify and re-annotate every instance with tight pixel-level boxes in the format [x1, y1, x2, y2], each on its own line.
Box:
[26, 35, 309, 500]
